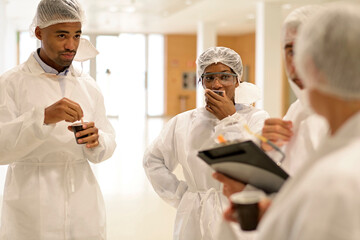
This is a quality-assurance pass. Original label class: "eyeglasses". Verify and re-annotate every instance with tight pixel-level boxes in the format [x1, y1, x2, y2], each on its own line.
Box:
[243, 124, 285, 166]
[201, 72, 237, 87]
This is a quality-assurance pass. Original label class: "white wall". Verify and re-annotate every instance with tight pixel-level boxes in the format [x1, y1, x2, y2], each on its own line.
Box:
[0, 0, 18, 74]
[196, 21, 217, 108]
[255, 2, 283, 117]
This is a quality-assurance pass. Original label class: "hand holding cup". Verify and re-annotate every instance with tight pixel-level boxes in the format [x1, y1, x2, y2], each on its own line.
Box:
[230, 190, 265, 231]
[68, 121, 100, 148]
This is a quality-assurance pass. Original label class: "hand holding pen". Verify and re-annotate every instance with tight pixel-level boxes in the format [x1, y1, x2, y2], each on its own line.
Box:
[244, 124, 285, 166]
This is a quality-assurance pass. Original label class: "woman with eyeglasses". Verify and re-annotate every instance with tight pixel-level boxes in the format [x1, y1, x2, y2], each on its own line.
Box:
[143, 47, 269, 240]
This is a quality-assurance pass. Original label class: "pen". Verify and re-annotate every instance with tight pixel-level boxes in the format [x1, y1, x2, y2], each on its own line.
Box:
[243, 124, 285, 165]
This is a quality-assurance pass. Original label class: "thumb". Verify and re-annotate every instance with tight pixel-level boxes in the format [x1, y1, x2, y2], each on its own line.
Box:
[213, 172, 227, 182]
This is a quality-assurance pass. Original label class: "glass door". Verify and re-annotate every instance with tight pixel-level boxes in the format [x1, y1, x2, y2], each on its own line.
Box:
[96, 33, 164, 118]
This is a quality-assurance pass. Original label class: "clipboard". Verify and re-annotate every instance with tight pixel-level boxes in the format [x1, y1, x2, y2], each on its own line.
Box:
[198, 140, 289, 193]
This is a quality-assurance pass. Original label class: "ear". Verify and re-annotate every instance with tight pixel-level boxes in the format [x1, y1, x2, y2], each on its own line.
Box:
[35, 27, 42, 40]
[235, 78, 240, 88]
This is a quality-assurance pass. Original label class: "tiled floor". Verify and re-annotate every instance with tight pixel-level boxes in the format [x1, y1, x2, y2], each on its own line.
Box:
[0, 115, 182, 240]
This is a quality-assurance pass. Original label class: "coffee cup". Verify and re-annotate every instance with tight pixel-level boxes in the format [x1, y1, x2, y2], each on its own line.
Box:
[71, 122, 89, 144]
[230, 190, 264, 231]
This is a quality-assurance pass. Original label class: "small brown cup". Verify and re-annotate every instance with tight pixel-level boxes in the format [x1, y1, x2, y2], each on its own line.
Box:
[230, 191, 264, 231]
[71, 122, 89, 144]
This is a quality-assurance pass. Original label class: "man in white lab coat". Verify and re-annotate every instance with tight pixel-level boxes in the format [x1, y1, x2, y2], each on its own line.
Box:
[257, 4, 360, 239]
[0, 0, 116, 239]
[260, 5, 328, 175]
[143, 47, 269, 240]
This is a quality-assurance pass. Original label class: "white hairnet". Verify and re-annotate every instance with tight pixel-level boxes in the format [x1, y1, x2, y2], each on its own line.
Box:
[32, 0, 85, 29]
[282, 5, 323, 45]
[196, 47, 261, 104]
[196, 47, 243, 81]
[295, 3, 360, 99]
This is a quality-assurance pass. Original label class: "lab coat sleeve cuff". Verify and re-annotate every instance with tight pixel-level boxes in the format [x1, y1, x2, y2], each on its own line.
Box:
[83, 131, 116, 164]
[83, 134, 105, 163]
[34, 107, 55, 139]
[174, 180, 188, 208]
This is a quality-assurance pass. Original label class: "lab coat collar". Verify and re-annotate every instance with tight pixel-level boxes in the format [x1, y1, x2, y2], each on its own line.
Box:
[33, 49, 69, 76]
[25, 53, 81, 78]
[24, 53, 83, 98]
[330, 111, 360, 141]
[309, 111, 360, 167]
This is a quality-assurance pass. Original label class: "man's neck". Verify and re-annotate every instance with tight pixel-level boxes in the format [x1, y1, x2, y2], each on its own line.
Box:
[38, 49, 66, 72]
[34, 49, 69, 76]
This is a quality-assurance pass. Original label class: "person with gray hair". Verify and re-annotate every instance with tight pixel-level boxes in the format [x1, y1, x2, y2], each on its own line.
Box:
[256, 3, 360, 239]
[0, 0, 116, 238]
[143, 46, 268, 240]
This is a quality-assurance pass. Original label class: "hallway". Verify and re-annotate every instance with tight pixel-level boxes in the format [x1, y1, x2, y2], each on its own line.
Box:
[94, 116, 181, 239]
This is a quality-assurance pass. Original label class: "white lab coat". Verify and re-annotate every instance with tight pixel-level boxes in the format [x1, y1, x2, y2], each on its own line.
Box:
[279, 99, 328, 175]
[0, 54, 116, 240]
[257, 111, 360, 240]
[143, 104, 269, 240]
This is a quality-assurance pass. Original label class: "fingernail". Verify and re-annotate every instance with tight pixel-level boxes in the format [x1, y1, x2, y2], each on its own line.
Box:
[76, 133, 80, 137]
[78, 139, 82, 143]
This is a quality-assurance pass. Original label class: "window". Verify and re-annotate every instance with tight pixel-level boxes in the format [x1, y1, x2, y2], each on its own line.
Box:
[147, 34, 165, 116]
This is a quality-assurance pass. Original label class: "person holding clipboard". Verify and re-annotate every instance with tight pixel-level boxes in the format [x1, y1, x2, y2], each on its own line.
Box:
[216, 3, 360, 240]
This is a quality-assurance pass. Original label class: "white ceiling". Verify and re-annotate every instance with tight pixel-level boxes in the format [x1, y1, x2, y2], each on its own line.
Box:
[4, 0, 359, 35]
